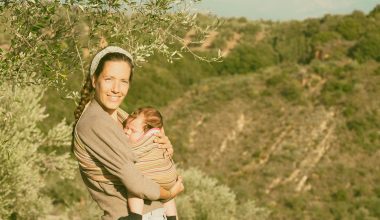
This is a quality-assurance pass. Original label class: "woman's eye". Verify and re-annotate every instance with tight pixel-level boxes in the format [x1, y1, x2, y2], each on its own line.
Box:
[122, 80, 129, 84]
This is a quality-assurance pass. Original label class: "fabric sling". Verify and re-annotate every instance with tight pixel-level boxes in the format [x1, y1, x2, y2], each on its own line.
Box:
[129, 128, 178, 190]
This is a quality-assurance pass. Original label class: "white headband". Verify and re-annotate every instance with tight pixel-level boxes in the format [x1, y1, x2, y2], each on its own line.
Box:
[90, 46, 134, 76]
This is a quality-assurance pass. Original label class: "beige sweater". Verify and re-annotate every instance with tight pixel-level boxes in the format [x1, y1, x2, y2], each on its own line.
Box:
[74, 99, 162, 220]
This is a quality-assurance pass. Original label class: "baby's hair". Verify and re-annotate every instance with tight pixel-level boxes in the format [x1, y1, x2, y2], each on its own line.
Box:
[126, 107, 163, 132]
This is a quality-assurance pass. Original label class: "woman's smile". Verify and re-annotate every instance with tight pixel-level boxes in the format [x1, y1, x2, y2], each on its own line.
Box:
[108, 94, 122, 101]
[93, 61, 131, 115]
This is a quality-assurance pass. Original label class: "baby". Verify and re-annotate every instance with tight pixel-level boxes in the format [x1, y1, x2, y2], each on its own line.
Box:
[124, 107, 178, 220]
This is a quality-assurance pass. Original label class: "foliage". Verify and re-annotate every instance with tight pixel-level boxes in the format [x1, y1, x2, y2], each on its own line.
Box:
[0, 0, 219, 95]
[350, 32, 380, 62]
[311, 31, 340, 46]
[0, 0, 220, 219]
[303, 18, 321, 37]
[216, 42, 278, 75]
[335, 11, 367, 40]
[265, 67, 304, 103]
[271, 21, 313, 64]
[176, 168, 270, 220]
[0, 83, 75, 219]
[368, 4, 380, 18]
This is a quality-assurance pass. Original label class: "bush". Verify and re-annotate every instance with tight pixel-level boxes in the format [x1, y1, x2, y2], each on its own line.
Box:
[177, 168, 270, 220]
[350, 33, 380, 62]
[280, 85, 302, 102]
[265, 70, 304, 103]
[311, 31, 340, 45]
[368, 4, 380, 18]
[0, 83, 75, 219]
[271, 21, 313, 64]
[335, 12, 367, 40]
[217, 43, 278, 75]
[320, 75, 356, 106]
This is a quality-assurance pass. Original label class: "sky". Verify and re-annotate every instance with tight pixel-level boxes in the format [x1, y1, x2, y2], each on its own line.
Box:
[195, 0, 380, 21]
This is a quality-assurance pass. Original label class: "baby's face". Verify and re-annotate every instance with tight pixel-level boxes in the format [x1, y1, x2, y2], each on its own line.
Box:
[124, 115, 145, 142]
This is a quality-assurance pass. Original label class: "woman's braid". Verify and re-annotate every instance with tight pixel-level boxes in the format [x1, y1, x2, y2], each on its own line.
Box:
[74, 75, 93, 125]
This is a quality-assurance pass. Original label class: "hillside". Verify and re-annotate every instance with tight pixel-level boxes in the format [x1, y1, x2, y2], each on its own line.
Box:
[137, 7, 380, 219]
[162, 61, 380, 219]
[10, 4, 379, 219]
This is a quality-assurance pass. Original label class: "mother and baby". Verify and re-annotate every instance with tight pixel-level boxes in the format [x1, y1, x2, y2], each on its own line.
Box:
[72, 46, 184, 220]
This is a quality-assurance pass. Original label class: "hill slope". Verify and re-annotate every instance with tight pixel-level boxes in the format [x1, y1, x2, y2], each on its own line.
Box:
[163, 61, 380, 219]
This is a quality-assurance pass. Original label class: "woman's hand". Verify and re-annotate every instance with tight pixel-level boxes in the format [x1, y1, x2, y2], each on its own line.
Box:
[154, 127, 173, 158]
[169, 176, 184, 198]
[159, 176, 184, 200]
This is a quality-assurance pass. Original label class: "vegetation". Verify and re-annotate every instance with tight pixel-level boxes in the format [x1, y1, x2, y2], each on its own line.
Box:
[177, 168, 270, 220]
[1, 1, 380, 219]
[0, 83, 75, 219]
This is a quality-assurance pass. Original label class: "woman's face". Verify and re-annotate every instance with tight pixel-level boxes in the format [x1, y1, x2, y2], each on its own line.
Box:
[92, 61, 131, 114]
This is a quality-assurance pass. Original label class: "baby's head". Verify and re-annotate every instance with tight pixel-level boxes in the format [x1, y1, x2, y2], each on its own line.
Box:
[124, 107, 163, 142]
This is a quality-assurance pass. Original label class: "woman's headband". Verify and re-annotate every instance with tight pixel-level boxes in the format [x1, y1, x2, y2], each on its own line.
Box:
[90, 46, 134, 76]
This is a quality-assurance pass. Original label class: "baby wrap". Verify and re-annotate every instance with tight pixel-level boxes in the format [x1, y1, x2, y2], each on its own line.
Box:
[129, 128, 178, 190]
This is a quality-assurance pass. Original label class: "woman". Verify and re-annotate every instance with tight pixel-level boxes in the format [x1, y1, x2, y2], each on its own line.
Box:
[72, 46, 184, 220]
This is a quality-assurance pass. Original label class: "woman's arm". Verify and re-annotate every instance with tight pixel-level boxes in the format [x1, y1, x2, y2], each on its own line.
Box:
[127, 176, 184, 215]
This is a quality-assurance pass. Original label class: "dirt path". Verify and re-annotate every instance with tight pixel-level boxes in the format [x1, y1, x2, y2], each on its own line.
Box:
[219, 113, 245, 152]
[254, 30, 266, 45]
[200, 31, 219, 50]
[183, 29, 196, 47]
[221, 32, 241, 57]
[265, 110, 336, 193]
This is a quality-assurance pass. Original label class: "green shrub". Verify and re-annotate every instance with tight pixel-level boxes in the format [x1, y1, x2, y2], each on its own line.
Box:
[271, 21, 313, 64]
[239, 22, 260, 36]
[177, 168, 270, 220]
[350, 33, 380, 62]
[265, 71, 303, 103]
[217, 43, 278, 74]
[304, 18, 321, 37]
[331, 189, 348, 202]
[335, 12, 367, 40]
[368, 4, 380, 18]
[311, 31, 340, 45]
[280, 85, 302, 102]
[364, 198, 380, 218]
[0, 83, 75, 219]
[320, 77, 356, 106]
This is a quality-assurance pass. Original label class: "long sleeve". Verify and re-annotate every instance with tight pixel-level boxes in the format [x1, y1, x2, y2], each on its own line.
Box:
[76, 113, 160, 200]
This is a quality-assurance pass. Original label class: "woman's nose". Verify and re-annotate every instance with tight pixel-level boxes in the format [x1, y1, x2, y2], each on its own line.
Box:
[111, 81, 121, 93]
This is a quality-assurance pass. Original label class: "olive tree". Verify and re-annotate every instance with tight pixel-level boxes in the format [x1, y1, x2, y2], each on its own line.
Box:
[0, 0, 218, 218]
